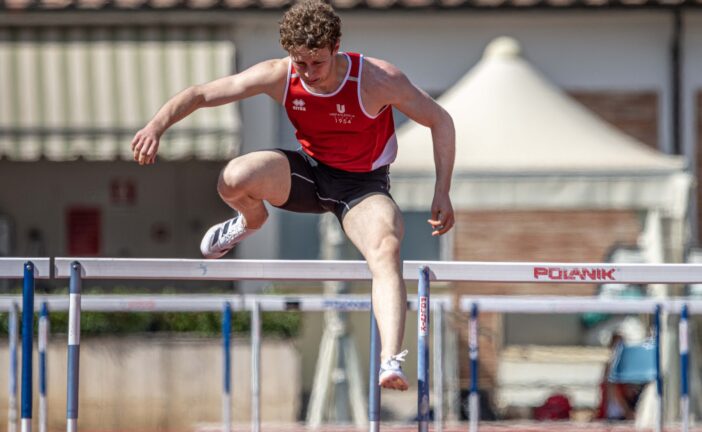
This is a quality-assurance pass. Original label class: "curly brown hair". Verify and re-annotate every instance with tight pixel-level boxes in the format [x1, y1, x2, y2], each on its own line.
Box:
[279, 0, 342, 52]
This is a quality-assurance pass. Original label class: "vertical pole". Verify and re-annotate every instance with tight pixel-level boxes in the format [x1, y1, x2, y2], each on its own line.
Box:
[655, 304, 663, 432]
[21, 262, 35, 432]
[251, 300, 260, 432]
[432, 303, 444, 432]
[39, 301, 50, 432]
[368, 305, 380, 432]
[222, 302, 232, 432]
[469, 303, 479, 432]
[8, 302, 19, 432]
[417, 266, 430, 432]
[67, 262, 82, 432]
[680, 304, 689, 432]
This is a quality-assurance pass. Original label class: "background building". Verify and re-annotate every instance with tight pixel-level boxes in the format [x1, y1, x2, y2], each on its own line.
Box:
[2, 0, 702, 425]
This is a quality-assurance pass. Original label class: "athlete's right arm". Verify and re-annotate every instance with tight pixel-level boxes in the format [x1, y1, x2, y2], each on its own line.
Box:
[131, 58, 288, 165]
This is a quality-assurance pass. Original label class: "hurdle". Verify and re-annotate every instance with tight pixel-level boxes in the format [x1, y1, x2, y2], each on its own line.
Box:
[41, 258, 702, 431]
[39, 301, 50, 432]
[1, 291, 452, 432]
[0, 259, 50, 432]
[51, 257, 457, 432]
[680, 303, 690, 432]
[459, 296, 702, 432]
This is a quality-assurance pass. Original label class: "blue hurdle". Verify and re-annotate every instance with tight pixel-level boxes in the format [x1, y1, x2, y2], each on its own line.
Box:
[655, 304, 663, 432]
[21, 262, 35, 432]
[680, 303, 689, 432]
[417, 266, 430, 432]
[369, 266, 432, 432]
[39, 301, 50, 432]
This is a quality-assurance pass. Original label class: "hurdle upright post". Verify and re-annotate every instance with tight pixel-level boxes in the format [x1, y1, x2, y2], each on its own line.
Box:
[222, 302, 232, 432]
[21, 262, 35, 432]
[251, 299, 261, 432]
[368, 305, 380, 432]
[680, 303, 689, 432]
[67, 262, 82, 432]
[432, 301, 444, 432]
[39, 301, 50, 432]
[654, 304, 663, 432]
[8, 302, 19, 432]
[468, 303, 479, 432]
[417, 266, 430, 432]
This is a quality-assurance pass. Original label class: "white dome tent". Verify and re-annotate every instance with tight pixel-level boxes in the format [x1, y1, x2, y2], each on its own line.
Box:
[391, 36, 694, 424]
[393, 36, 691, 265]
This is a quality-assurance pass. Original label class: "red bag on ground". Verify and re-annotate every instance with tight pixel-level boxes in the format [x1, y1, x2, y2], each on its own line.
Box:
[533, 393, 572, 420]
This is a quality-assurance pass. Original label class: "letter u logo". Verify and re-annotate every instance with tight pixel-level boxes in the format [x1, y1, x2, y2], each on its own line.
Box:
[336, 104, 346, 114]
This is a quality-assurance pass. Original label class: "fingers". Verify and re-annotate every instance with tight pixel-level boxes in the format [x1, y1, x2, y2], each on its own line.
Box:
[131, 132, 159, 165]
[427, 211, 455, 236]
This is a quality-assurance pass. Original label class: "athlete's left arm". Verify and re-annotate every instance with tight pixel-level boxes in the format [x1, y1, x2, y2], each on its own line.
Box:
[368, 58, 456, 236]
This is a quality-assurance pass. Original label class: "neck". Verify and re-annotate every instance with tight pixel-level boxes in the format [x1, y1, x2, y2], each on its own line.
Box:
[309, 53, 346, 94]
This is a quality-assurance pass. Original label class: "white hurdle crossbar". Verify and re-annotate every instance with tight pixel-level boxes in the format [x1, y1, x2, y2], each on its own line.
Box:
[38, 258, 702, 432]
[53, 257, 702, 283]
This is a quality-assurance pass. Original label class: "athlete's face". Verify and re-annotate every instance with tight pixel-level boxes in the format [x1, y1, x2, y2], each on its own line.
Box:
[289, 43, 339, 88]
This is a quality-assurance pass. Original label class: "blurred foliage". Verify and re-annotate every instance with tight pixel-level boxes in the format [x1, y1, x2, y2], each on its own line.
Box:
[0, 283, 302, 338]
[0, 310, 301, 338]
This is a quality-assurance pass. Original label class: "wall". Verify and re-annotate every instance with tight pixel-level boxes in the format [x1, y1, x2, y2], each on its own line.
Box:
[453, 210, 642, 390]
[0, 161, 229, 259]
[0, 336, 300, 430]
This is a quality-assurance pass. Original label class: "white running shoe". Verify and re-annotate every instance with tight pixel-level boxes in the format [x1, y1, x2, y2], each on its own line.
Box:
[200, 215, 257, 259]
[378, 349, 409, 391]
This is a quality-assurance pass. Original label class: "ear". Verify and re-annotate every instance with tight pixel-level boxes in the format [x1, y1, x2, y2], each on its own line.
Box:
[331, 40, 340, 55]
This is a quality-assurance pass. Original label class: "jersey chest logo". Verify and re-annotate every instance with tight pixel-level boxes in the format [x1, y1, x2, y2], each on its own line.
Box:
[292, 99, 306, 111]
[330, 103, 355, 125]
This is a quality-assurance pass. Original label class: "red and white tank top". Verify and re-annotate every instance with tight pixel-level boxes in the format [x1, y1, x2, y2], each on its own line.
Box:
[283, 52, 397, 173]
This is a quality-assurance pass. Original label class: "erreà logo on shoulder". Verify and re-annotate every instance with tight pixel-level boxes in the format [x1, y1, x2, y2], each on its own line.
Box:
[533, 266, 617, 281]
[292, 99, 306, 111]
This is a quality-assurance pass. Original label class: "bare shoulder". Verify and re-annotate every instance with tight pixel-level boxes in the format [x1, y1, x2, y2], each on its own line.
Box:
[246, 58, 288, 83]
[238, 57, 289, 102]
[363, 57, 406, 84]
[362, 56, 411, 104]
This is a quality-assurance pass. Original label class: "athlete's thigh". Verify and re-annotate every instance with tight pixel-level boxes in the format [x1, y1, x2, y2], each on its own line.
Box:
[221, 150, 291, 206]
[342, 194, 404, 258]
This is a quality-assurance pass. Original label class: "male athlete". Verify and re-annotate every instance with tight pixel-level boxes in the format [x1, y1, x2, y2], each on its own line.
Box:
[131, 0, 455, 391]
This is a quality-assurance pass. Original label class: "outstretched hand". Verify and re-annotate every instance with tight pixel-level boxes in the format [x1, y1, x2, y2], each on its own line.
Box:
[131, 125, 162, 165]
[427, 192, 455, 236]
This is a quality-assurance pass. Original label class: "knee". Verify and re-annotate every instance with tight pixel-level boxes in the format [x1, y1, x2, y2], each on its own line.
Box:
[217, 159, 253, 201]
[368, 235, 402, 264]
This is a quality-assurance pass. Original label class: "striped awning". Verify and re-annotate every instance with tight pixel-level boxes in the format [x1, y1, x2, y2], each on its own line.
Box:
[0, 25, 240, 161]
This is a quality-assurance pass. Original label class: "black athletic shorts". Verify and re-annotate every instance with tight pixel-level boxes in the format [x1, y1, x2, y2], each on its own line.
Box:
[273, 149, 393, 222]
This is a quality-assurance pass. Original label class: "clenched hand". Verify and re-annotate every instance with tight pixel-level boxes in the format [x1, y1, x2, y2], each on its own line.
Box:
[427, 192, 455, 236]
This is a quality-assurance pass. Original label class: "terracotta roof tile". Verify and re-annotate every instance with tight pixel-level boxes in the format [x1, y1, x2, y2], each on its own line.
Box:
[3, 0, 700, 10]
